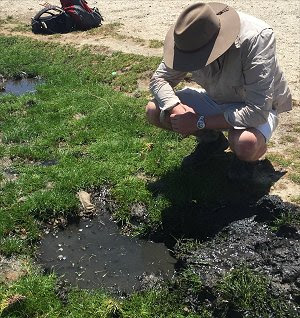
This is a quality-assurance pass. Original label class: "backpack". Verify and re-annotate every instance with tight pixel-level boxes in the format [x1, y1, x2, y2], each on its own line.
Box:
[60, 0, 103, 30]
[31, 5, 75, 34]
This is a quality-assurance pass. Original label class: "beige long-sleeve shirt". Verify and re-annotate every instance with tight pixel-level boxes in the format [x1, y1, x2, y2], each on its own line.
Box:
[150, 11, 292, 128]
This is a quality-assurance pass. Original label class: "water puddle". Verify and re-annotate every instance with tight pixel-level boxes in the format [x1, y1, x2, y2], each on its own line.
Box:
[39, 160, 58, 167]
[37, 211, 176, 293]
[3, 168, 18, 182]
[0, 77, 43, 96]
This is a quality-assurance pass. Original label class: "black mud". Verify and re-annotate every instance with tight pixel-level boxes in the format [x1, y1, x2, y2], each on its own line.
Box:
[174, 196, 300, 310]
[145, 157, 300, 314]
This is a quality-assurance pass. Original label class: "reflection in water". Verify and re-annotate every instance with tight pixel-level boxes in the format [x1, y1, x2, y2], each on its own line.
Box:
[38, 212, 176, 293]
[1, 78, 43, 96]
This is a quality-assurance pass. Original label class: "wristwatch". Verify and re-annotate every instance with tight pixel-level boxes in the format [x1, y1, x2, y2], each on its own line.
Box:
[196, 115, 206, 130]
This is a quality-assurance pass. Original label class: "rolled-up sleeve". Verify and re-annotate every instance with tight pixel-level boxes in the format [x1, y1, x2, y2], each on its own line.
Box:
[149, 61, 187, 112]
[224, 28, 276, 128]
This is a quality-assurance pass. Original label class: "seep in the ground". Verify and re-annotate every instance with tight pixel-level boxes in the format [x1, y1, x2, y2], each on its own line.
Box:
[0, 29, 299, 317]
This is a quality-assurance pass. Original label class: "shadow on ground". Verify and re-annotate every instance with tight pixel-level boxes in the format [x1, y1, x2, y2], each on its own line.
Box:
[147, 152, 286, 242]
[147, 153, 300, 309]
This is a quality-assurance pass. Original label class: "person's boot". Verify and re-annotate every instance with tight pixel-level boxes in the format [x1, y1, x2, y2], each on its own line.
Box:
[181, 132, 229, 169]
[227, 156, 258, 182]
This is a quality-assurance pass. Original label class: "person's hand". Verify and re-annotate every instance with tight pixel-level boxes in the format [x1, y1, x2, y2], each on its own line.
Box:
[170, 104, 187, 115]
[170, 104, 198, 136]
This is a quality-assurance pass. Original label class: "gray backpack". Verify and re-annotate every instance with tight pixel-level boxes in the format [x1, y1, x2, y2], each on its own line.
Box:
[32, 1, 103, 35]
[31, 6, 75, 34]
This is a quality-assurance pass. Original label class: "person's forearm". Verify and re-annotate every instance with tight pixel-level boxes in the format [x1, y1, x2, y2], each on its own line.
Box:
[170, 109, 232, 136]
[204, 114, 232, 130]
[149, 61, 186, 111]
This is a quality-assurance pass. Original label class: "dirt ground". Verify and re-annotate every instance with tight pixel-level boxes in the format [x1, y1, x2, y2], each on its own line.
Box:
[0, 0, 299, 201]
[0, 0, 299, 99]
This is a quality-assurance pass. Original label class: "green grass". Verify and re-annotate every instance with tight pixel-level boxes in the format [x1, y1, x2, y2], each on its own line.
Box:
[9, 23, 31, 33]
[267, 147, 300, 186]
[216, 267, 296, 317]
[265, 152, 292, 167]
[0, 35, 168, 252]
[0, 35, 298, 317]
[290, 173, 300, 184]
[149, 39, 164, 49]
[0, 35, 256, 255]
[86, 22, 123, 36]
[272, 210, 300, 230]
[1, 265, 295, 317]
[279, 135, 298, 143]
[0, 265, 210, 318]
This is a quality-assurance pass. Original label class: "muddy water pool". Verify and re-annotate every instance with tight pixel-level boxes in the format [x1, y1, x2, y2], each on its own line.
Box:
[1, 77, 43, 96]
[38, 211, 176, 293]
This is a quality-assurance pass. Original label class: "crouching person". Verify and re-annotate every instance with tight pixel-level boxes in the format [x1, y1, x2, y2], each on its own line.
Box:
[146, 2, 292, 181]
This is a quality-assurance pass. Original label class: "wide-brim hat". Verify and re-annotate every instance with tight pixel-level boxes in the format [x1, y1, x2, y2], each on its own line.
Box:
[164, 2, 240, 71]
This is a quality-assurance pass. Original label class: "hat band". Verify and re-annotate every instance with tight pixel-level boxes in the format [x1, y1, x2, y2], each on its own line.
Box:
[216, 5, 229, 15]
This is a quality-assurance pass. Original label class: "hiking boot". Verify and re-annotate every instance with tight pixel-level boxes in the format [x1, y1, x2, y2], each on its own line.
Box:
[227, 156, 258, 182]
[181, 132, 229, 168]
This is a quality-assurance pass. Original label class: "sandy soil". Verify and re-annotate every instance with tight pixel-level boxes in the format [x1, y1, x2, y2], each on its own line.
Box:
[0, 0, 299, 99]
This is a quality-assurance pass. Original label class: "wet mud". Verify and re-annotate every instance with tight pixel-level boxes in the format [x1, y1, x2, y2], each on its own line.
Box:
[175, 196, 300, 307]
[145, 158, 300, 313]
[37, 189, 176, 293]
[37, 157, 299, 313]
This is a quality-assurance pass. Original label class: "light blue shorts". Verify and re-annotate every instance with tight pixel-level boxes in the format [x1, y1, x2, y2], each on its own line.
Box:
[176, 87, 278, 142]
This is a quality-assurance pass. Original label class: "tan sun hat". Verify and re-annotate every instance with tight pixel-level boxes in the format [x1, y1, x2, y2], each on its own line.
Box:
[164, 2, 240, 71]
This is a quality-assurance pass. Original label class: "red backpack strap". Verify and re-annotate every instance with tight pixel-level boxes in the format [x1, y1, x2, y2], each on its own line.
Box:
[80, 0, 93, 13]
[60, 0, 92, 12]
[60, 0, 78, 25]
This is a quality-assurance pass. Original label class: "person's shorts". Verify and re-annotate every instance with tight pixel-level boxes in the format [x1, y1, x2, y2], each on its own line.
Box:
[176, 87, 279, 142]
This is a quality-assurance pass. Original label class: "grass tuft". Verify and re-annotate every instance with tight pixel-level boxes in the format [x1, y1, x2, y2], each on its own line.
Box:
[149, 39, 164, 48]
[217, 267, 296, 317]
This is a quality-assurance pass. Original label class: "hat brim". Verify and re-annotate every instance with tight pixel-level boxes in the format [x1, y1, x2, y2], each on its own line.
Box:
[164, 2, 240, 72]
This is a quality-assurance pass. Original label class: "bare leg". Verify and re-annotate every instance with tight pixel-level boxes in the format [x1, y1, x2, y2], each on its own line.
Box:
[145, 100, 172, 130]
[228, 128, 267, 162]
[145, 100, 221, 142]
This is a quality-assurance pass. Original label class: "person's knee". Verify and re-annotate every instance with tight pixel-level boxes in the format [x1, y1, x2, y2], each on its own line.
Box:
[145, 101, 160, 126]
[232, 133, 261, 161]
